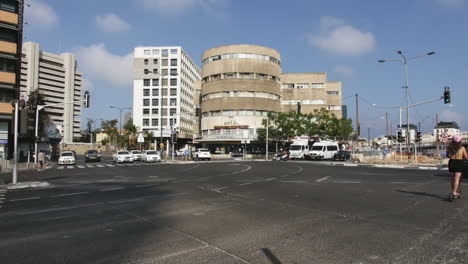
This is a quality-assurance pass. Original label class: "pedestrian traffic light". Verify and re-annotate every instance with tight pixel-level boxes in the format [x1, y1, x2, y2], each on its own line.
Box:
[416, 130, 422, 143]
[171, 131, 178, 144]
[443, 86, 451, 104]
[84, 91, 90, 108]
[397, 130, 405, 143]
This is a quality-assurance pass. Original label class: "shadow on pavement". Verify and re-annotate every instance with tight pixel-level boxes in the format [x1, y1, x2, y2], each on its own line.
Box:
[262, 248, 283, 264]
[396, 189, 450, 201]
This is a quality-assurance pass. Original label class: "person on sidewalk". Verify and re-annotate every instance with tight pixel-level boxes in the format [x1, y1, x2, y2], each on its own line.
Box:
[37, 150, 45, 171]
[447, 135, 467, 200]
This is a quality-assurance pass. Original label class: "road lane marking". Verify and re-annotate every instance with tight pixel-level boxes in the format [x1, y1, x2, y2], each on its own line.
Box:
[57, 166, 64, 170]
[10, 197, 41, 202]
[77, 165, 85, 168]
[67, 166, 74, 169]
[86, 165, 95, 168]
[316, 176, 330, 182]
[344, 164, 359, 167]
[279, 180, 306, 183]
[100, 187, 125, 192]
[391, 182, 416, 184]
[52, 192, 88, 198]
[212, 187, 228, 193]
[265, 178, 276, 181]
[105, 164, 115, 167]
[96, 164, 105, 167]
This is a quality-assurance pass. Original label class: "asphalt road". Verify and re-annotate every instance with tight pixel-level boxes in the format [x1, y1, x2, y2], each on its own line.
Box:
[0, 160, 467, 264]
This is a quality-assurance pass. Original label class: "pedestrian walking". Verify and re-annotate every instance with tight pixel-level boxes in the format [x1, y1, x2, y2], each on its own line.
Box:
[447, 135, 467, 200]
[38, 150, 45, 171]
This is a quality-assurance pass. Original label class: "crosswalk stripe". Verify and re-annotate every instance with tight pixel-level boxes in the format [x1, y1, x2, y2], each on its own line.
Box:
[134, 163, 143, 166]
[57, 166, 64, 170]
[67, 166, 74, 169]
[77, 165, 85, 168]
[106, 164, 115, 167]
[87, 165, 95, 168]
[96, 165, 105, 168]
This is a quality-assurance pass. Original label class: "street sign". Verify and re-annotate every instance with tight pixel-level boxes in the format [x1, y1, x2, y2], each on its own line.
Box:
[137, 133, 144, 143]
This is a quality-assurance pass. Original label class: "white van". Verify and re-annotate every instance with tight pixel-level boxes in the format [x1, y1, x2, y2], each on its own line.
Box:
[309, 141, 339, 160]
[289, 136, 310, 160]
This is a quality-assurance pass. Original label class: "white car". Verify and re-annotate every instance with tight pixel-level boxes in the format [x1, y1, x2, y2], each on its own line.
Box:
[142, 150, 161, 163]
[130, 150, 142, 161]
[58, 151, 76, 165]
[113, 151, 134, 163]
[193, 148, 211, 161]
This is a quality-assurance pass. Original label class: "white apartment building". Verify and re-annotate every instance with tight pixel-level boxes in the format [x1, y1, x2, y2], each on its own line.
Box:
[20, 42, 83, 143]
[133, 46, 201, 145]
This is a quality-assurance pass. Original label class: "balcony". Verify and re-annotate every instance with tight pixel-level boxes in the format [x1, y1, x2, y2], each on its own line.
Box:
[0, 10, 18, 25]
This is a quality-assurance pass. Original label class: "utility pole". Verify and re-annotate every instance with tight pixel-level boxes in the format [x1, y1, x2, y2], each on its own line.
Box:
[368, 127, 371, 147]
[355, 93, 360, 139]
[436, 113, 439, 158]
[385, 112, 389, 136]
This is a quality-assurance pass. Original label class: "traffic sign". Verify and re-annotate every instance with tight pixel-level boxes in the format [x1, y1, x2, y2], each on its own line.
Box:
[137, 133, 144, 143]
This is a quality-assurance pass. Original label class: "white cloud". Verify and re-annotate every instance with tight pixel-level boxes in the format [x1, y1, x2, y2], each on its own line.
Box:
[25, 0, 59, 28]
[439, 110, 464, 125]
[75, 44, 133, 88]
[96, 13, 131, 33]
[333, 66, 355, 77]
[435, 0, 464, 8]
[140, 0, 228, 14]
[308, 16, 376, 56]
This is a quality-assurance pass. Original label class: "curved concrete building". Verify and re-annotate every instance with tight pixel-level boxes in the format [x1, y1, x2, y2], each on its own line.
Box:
[200, 44, 281, 147]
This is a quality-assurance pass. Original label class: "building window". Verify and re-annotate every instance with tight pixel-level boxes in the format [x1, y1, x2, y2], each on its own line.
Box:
[0, 1, 17, 12]
[143, 89, 150, 96]
[152, 99, 159, 106]
[144, 50, 151, 55]
[0, 57, 15, 73]
[153, 59, 158, 64]
[153, 69, 158, 74]
[170, 59, 177, 66]
[152, 49, 159, 55]
[282, 83, 294, 89]
[257, 73, 267, 80]
[143, 99, 150, 106]
[143, 109, 149, 115]
[212, 74, 221, 80]
[170, 79, 177, 86]
[144, 59, 148, 65]
[152, 109, 159, 115]
[170, 98, 177, 106]
[162, 59, 168, 66]
[297, 83, 309, 89]
[328, 105, 341, 111]
[170, 118, 176, 126]
[224, 73, 236, 79]
[143, 79, 150, 86]
[170, 49, 178, 54]
[152, 119, 158, 126]
[170, 88, 177, 96]
[143, 119, 150, 126]
[0, 27, 17, 43]
[170, 69, 177, 76]
[170, 108, 177, 116]
[239, 72, 253, 79]
[152, 79, 159, 86]
[162, 49, 168, 56]
[327, 91, 340, 95]
[152, 89, 159, 96]
[311, 83, 325, 89]
[223, 110, 236, 116]
[144, 69, 150, 74]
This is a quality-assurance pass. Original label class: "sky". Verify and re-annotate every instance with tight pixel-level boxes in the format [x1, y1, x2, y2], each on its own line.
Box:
[23, 0, 468, 137]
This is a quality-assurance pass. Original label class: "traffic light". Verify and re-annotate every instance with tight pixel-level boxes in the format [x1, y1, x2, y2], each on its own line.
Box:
[297, 102, 301, 115]
[443, 86, 451, 104]
[171, 131, 178, 144]
[416, 130, 422, 143]
[84, 91, 90, 108]
[195, 107, 201, 117]
[397, 130, 406, 143]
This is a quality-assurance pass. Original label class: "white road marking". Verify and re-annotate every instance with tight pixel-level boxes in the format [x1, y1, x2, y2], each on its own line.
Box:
[334, 180, 361, 184]
[106, 164, 115, 167]
[86, 165, 95, 168]
[239, 182, 257, 186]
[279, 180, 307, 183]
[52, 192, 88, 198]
[293, 166, 304, 174]
[344, 164, 359, 167]
[316, 176, 330, 182]
[57, 166, 64, 170]
[100, 187, 125, 192]
[212, 187, 228, 193]
[148, 176, 159, 178]
[77, 165, 85, 168]
[391, 182, 416, 184]
[265, 178, 276, 181]
[67, 166, 74, 169]
[96, 164, 105, 168]
[10, 197, 41, 202]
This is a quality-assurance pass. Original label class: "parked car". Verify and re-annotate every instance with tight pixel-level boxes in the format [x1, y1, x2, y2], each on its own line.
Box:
[309, 141, 339, 160]
[130, 150, 142, 161]
[85, 149, 101, 162]
[113, 151, 134, 163]
[193, 148, 211, 161]
[333, 150, 351, 161]
[141, 150, 161, 163]
[58, 151, 76, 165]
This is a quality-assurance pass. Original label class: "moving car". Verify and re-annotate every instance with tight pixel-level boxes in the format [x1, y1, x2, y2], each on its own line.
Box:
[58, 151, 76, 165]
[142, 150, 161, 163]
[193, 148, 211, 161]
[85, 149, 101, 162]
[130, 150, 142, 161]
[333, 150, 351, 161]
[113, 151, 134, 163]
[308, 141, 340, 160]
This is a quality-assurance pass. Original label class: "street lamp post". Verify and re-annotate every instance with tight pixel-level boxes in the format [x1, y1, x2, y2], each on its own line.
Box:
[378, 50, 435, 162]
[110, 106, 132, 135]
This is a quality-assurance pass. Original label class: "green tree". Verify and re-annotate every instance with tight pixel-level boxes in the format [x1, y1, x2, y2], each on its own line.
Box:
[123, 117, 138, 149]
[27, 90, 48, 138]
[101, 119, 118, 146]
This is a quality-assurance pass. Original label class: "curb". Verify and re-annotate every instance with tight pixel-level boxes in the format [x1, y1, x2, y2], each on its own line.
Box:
[7, 181, 50, 190]
[286, 160, 447, 171]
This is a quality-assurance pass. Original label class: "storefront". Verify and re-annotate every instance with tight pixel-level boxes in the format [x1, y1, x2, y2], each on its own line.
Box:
[0, 121, 9, 160]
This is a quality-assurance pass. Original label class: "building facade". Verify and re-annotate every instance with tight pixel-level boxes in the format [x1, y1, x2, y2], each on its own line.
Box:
[198, 44, 343, 152]
[20, 42, 83, 143]
[0, 0, 23, 160]
[281, 73, 342, 118]
[133, 46, 201, 147]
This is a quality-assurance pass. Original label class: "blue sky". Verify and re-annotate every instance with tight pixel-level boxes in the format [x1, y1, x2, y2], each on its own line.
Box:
[24, 0, 467, 137]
